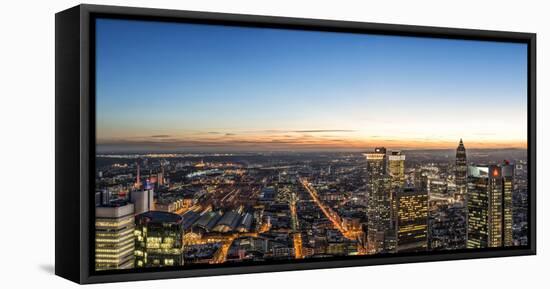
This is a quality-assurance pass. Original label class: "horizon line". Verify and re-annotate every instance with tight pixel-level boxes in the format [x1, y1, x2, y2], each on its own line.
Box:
[96, 146, 528, 155]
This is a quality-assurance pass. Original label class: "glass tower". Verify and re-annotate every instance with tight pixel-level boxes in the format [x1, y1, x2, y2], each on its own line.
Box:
[135, 211, 185, 268]
[467, 165, 513, 248]
[365, 147, 392, 253]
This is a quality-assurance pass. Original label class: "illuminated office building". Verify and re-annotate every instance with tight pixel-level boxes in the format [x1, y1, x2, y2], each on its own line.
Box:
[388, 150, 405, 234]
[95, 201, 135, 271]
[427, 179, 448, 199]
[467, 165, 513, 248]
[502, 162, 515, 247]
[467, 166, 489, 248]
[365, 147, 393, 253]
[388, 151, 406, 188]
[487, 166, 504, 247]
[455, 139, 467, 201]
[135, 211, 185, 268]
[396, 187, 428, 252]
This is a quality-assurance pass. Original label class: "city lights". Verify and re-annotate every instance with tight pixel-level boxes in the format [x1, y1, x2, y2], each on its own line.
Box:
[94, 139, 529, 271]
[92, 15, 528, 272]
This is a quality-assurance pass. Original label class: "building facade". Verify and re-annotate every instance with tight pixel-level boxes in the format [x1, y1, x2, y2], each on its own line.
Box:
[365, 147, 393, 253]
[135, 211, 185, 268]
[397, 187, 428, 252]
[502, 162, 515, 246]
[388, 151, 406, 188]
[388, 150, 406, 237]
[455, 139, 468, 201]
[467, 164, 514, 248]
[131, 189, 154, 215]
[95, 202, 135, 271]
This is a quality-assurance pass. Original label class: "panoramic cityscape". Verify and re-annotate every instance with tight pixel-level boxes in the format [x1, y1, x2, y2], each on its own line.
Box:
[94, 144, 528, 270]
[94, 19, 528, 271]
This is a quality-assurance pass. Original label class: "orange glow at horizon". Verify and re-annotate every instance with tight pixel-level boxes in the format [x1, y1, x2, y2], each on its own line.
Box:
[97, 130, 527, 151]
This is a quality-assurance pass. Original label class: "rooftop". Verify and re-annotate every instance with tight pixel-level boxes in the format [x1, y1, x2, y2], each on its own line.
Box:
[136, 210, 183, 224]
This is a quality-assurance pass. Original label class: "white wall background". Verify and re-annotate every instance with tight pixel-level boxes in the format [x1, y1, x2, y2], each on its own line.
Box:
[0, 0, 546, 288]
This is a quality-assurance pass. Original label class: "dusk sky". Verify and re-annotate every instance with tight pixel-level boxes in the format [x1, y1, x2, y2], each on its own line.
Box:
[95, 18, 528, 153]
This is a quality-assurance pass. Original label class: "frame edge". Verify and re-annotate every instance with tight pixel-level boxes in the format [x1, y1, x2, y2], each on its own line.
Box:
[55, 4, 84, 284]
[68, 3, 537, 284]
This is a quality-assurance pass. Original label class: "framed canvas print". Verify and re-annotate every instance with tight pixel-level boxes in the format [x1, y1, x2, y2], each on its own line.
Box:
[55, 4, 536, 284]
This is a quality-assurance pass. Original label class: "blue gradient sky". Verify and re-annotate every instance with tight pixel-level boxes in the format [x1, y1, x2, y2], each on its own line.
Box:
[95, 18, 527, 152]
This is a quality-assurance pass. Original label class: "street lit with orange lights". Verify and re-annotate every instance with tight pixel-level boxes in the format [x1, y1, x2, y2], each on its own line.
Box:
[289, 192, 304, 259]
[300, 178, 366, 253]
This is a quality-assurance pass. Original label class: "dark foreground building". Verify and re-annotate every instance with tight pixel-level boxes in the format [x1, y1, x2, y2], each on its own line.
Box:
[135, 211, 185, 267]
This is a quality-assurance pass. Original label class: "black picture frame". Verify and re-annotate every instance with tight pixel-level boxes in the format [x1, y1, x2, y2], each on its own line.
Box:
[55, 4, 536, 284]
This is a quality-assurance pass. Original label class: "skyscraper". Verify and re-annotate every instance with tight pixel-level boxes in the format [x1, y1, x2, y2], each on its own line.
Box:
[388, 150, 406, 235]
[135, 211, 185, 268]
[467, 165, 512, 248]
[388, 151, 406, 188]
[455, 139, 467, 201]
[397, 187, 428, 252]
[95, 201, 135, 271]
[365, 147, 392, 253]
[502, 162, 515, 247]
[467, 166, 489, 248]
[487, 166, 504, 247]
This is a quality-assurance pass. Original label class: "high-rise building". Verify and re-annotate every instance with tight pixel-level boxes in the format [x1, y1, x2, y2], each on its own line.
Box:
[135, 211, 185, 268]
[131, 189, 154, 215]
[396, 187, 428, 252]
[487, 166, 504, 247]
[95, 201, 135, 271]
[455, 139, 467, 201]
[467, 166, 490, 248]
[502, 162, 515, 247]
[365, 147, 393, 253]
[467, 165, 513, 248]
[388, 151, 406, 188]
[388, 150, 406, 235]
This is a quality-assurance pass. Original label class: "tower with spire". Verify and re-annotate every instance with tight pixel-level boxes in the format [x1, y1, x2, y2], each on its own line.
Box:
[455, 139, 467, 201]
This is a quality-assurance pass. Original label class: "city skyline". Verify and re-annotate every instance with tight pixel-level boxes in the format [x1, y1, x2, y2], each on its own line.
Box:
[92, 18, 530, 273]
[96, 19, 528, 153]
[94, 140, 530, 270]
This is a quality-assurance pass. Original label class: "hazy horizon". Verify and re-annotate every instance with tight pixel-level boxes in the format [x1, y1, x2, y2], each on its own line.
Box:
[96, 143, 528, 154]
